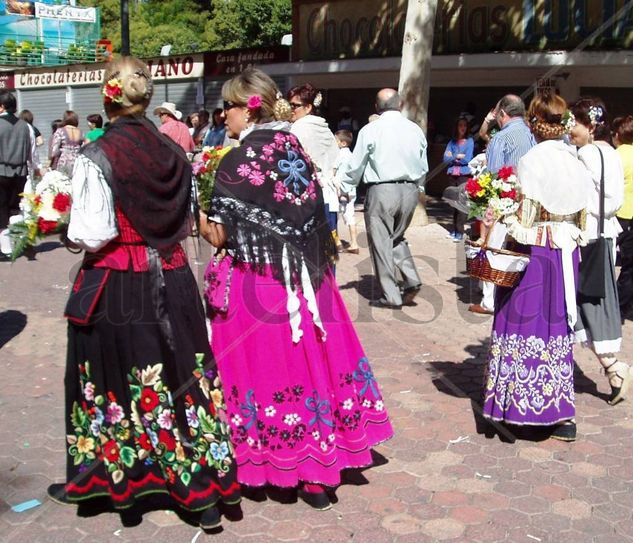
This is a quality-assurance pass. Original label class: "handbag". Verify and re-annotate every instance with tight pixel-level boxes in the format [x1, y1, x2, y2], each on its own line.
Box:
[578, 146, 607, 299]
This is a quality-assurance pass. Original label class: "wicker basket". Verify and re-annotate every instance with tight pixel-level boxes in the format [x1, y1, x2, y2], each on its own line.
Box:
[465, 236, 530, 288]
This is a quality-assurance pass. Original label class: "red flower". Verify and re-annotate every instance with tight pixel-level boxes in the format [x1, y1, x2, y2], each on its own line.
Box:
[103, 440, 120, 462]
[138, 433, 153, 451]
[465, 178, 482, 197]
[159, 429, 177, 451]
[52, 192, 71, 214]
[500, 189, 517, 200]
[37, 218, 58, 234]
[140, 388, 160, 412]
[34, 195, 42, 206]
[497, 166, 514, 180]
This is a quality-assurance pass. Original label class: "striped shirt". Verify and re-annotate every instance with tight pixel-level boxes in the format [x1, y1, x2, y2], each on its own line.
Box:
[486, 118, 535, 174]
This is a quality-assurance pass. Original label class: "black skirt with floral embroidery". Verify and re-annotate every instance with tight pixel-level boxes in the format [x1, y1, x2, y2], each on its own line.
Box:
[63, 264, 240, 511]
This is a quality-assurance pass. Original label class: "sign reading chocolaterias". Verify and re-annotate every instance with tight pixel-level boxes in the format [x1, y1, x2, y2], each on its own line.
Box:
[15, 54, 204, 90]
[293, 0, 633, 60]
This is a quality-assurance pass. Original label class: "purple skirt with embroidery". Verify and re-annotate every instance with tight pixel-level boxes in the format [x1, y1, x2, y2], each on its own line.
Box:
[482, 244, 578, 426]
[207, 260, 394, 487]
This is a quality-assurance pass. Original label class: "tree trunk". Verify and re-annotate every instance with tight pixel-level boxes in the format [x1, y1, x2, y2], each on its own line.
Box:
[398, 0, 438, 227]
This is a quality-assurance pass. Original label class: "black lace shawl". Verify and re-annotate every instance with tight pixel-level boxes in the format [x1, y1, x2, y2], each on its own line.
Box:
[208, 128, 336, 288]
[82, 116, 192, 258]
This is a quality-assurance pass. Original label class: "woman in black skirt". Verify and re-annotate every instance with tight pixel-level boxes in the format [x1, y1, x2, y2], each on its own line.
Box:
[47, 56, 240, 529]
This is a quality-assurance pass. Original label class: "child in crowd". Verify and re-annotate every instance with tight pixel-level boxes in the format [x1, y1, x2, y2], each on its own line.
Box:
[335, 129, 359, 254]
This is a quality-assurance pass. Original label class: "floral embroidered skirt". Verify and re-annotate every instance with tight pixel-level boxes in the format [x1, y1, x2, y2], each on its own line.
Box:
[482, 244, 577, 426]
[209, 265, 394, 488]
[64, 266, 240, 511]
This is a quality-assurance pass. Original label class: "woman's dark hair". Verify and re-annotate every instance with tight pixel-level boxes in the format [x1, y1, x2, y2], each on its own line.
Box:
[613, 116, 633, 145]
[198, 109, 210, 125]
[287, 83, 319, 111]
[51, 119, 63, 134]
[212, 108, 223, 127]
[87, 113, 103, 128]
[19, 109, 34, 124]
[569, 96, 611, 143]
[62, 110, 79, 127]
[453, 116, 470, 140]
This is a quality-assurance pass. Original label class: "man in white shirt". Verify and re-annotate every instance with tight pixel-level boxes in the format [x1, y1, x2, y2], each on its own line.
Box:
[343, 89, 428, 308]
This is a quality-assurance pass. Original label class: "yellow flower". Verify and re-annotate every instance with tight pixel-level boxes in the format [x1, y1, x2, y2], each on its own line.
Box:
[486, 377, 494, 390]
[479, 173, 492, 187]
[476, 189, 486, 198]
[77, 435, 95, 454]
[211, 389, 223, 407]
[540, 351, 550, 361]
[175, 442, 186, 462]
[543, 383, 553, 396]
[508, 382, 515, 393]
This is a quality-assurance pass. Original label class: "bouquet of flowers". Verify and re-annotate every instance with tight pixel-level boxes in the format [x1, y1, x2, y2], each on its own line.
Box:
[465, 165, 520, 220]
[9, 170, 72, 260]
[192, 146, 232, 210]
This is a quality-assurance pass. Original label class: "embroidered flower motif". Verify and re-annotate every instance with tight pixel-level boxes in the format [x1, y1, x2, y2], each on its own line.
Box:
[320, 441, 328, 451]
[246, 436, 255, 446]
[231, 414, 243, 426]
[237, 164, 252, 177]
[84, 382, 95, 401]
[246, 147, 256, 158]
[328, 434, 335, 443]
[249, 170, 266, 186]
[269, 171, 278, 180]
[106, 402, 124, 424]
[247, 95, 262, 110]
[157, 409, 173, 430]
[138, 433, 153, 451]
[210, 441, 230, 461]
[90, 419, 101, 437]
[140, 364, 163, 386]
[342, 398, 354, 411]
[374, 400, 384, 412]
[76, 435, 95, 454]
[312, 430, 320, 440]
[362, 399, 372, 408]
[265, 406, 277, 417]
[103, 439, 120, 462]
[283, 413, 301, 426]
[159, 429, 177, 451]
[140, 389, 160, 412]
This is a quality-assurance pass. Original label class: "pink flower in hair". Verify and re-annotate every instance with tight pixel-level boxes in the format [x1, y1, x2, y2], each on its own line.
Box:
[247, 95, 262, 110]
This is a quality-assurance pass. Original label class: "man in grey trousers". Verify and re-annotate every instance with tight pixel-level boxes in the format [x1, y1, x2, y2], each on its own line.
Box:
[343, 88, 428, 308]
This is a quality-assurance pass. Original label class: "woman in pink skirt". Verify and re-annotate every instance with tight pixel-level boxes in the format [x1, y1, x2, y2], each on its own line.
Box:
[199, 68, 393, 509]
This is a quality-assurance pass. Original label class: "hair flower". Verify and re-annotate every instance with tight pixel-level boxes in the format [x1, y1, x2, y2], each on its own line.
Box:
[313, 91, 322, 108]
[103, 78, 124, 104]
[247, 95, 263, 110]
[561, 110, 576, 133]
[588, 105, 604, 126]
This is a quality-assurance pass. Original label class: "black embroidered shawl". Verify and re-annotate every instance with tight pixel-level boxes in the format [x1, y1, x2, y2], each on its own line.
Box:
[82, 116, 192, 258]
[209, 128, 336, 287]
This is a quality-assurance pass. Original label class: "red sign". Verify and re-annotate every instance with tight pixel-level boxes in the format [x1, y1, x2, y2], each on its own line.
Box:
[205, 46, 290, 77]
[0, 73, 15, 90]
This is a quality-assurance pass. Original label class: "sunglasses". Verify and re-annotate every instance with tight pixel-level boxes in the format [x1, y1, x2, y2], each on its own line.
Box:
[223, 100, 240, 112]
[289, 102, 304, 110]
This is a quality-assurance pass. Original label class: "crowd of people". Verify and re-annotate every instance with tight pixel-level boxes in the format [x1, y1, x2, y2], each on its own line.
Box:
[1, 52, 632, 530]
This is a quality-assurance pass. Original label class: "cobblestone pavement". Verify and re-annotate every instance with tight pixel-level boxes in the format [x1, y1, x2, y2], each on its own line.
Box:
[1, 199, 632, 542]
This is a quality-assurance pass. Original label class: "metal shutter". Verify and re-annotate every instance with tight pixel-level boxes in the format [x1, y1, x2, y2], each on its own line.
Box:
[17, 88, 70, 162]
[70, 86, 106, 133]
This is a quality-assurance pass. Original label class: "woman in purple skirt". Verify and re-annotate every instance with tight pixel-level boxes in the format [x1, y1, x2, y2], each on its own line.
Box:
[482, 91, 591, 441]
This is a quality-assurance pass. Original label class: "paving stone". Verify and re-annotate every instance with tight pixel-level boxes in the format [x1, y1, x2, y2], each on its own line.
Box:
[449, 505, 489, 525]
[551, 499, 592, 520]
[381, 512, 424, 535]
[421, 518, 465, 540]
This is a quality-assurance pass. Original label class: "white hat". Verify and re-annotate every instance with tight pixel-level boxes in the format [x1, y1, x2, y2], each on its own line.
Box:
[153, 102, 182, 120]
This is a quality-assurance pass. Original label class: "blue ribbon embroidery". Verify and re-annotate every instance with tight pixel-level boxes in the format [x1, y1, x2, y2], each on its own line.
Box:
[353, 357, 379, 398]
[278, 150, 311, 195]
[239, 389, 258, 430]
[305, 391, 334, 431]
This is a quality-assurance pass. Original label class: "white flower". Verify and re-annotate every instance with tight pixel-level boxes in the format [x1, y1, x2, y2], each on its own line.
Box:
[328, 434, 335, 443]
[374, 400, 384, 412]
[246, 147, 256, 158]
[342, 398, 354, 411]
[312, 430, 320, 440]
[362, 399, 372, 408]
[264, 406, 276, 417]
[90, 419, 101, 437]
[283, 413, 301, 426]
[247, 437, 255, 446]
[269, 171, 278, 180]
[320, 441, 328, 451]
[157, 409, 173, 430]
[231, 414, 243, 426]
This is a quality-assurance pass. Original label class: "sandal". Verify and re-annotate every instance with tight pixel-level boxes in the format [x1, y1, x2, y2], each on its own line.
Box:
[604, 361, 633, 405]
[550, 421, 576, 442]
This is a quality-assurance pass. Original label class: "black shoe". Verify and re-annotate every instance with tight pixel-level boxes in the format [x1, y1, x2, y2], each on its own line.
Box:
[0, 253, 12, 262]
[47, 483, 72, 505]
[369, 299, 402, 309]
[550, 421, 577, 442]
[298, 488, 332, 511]
[199, 505, 221, 530]
[402, 285, 421, 306]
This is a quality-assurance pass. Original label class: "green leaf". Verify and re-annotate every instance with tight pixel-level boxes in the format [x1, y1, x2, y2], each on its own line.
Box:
[120, 446, 136, 468]
[164, 452, 176, 463]
[95, 395, 105, 407]
[191, 462, 201, 473]
[73, 453, 85, 466]
[181, 471, 191, 487]
[129, 385, 142, 402]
